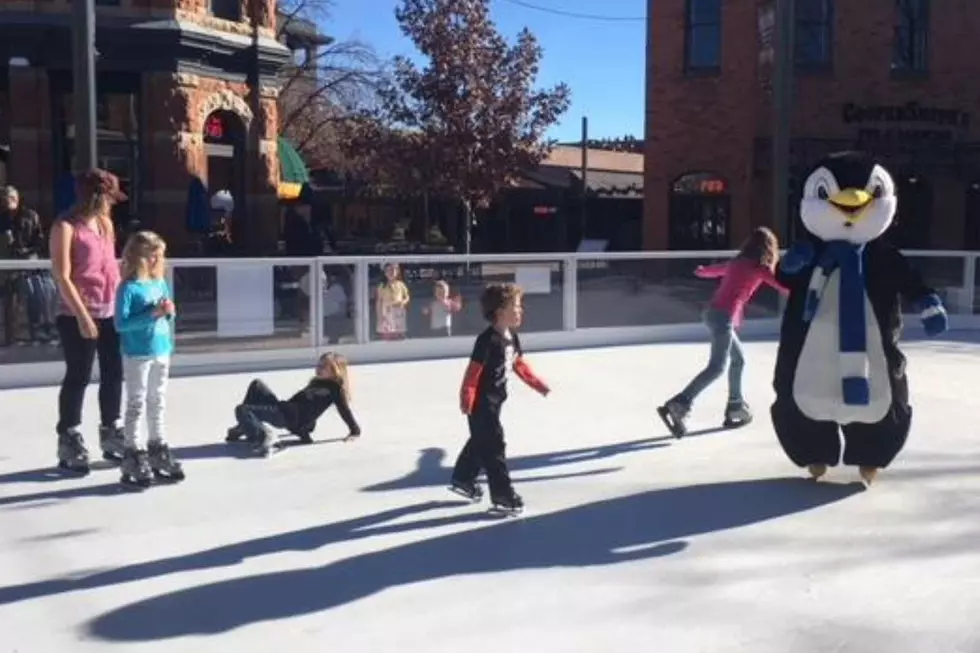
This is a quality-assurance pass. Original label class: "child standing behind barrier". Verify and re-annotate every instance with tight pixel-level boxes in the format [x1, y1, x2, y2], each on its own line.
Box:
[422, 279, 462, 337]
[114, 231, 184, 488]
[450, 283, 550, 516]
[657, 227, 788, 437]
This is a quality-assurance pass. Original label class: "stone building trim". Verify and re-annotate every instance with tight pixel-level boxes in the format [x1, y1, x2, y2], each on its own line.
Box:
[199, 89, 254, 127]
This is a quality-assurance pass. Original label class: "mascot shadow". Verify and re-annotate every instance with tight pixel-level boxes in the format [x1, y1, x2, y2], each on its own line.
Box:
[85, 477, 861, 642]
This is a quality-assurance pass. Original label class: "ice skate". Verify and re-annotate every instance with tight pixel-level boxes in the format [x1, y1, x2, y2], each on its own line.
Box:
[293, 421, 316, 445]
[253, 426, 280, 457]
[488, 492, 524, 517]
[56, 429, 90, 475]
[723, 401, 753, 428]
[859, 466, 879, 487]
[148, 441, 185, 482]
[119, 449, 153, 489]
[807, 464, 828, 480]
[225, 425, 248, 444]
[99, 424, 126, 462]
[448, 479, 484, 503]
[656, 397, 689, 438]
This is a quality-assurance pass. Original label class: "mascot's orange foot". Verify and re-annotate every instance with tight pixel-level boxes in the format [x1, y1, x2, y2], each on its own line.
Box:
[807, 464, 828, 480]
[859, 466, 879, 486]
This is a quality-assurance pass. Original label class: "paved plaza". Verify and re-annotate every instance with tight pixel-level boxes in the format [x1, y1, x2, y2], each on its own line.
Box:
[0, 337, 978, 652]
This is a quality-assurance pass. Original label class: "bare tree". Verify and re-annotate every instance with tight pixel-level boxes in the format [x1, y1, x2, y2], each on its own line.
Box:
[276, 0, 386, 170]
[344, 0, 571, 252]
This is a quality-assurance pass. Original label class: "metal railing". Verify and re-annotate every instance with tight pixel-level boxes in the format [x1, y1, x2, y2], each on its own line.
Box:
[0, 250, 976, 378]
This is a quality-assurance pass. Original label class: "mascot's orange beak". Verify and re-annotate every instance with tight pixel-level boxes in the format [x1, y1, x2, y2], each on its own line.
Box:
[829, 189, 873, 225]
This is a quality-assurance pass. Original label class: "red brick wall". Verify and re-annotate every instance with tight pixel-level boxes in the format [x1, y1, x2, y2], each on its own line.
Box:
[644, 0, 760, 250]
[645, 0, 980, 250]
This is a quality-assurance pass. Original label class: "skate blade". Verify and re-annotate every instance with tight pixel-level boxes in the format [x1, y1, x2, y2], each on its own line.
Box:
[448, 485, 482, 503]
[152, 469, 186, 484]
[120, 477, 152, 490]
[102, 451, 123, 463]
[487, 506, 523, 518]
[57, 461, 90, 476]
[656, 406, 687, 438]
[723, 415, 753, 429]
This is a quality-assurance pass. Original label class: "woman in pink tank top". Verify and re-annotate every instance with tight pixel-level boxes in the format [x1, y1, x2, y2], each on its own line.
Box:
[49, 169, 128, 473]
[657, 227, 788, 437]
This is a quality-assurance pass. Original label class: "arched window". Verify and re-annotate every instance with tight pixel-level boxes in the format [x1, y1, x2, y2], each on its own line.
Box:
[684, 0, 721, 73]
[669, 172, 730, 250]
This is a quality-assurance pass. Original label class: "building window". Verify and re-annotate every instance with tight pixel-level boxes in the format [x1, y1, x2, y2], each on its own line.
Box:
[210, 0, 241, 22]
[795, 0, 832, 70]
[893, 0, 929, 73]
[669, 172, 730, 250]
[684, 0, 721, 73]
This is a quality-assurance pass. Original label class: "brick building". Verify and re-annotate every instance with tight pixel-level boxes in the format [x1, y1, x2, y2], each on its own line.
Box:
[645, 0, 980, 251]
[0, 0, 295, 253]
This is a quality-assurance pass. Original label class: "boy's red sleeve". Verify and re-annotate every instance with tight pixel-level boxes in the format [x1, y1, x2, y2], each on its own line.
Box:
[513, 356, 549, 394]
[460, 361, 483, 414]
[511, 333, 549, 394]
[459, 333, 489, 414]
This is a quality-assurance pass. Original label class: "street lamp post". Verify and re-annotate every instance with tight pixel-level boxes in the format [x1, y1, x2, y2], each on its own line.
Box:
[72, 0, 98, 171]
[771, 0, 795, 243]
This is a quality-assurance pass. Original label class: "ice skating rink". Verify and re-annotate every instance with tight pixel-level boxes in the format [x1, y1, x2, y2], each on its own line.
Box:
[0, 338, 978, 653]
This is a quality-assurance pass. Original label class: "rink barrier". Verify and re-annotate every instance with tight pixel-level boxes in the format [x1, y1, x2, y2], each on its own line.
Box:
[0, 250, 976, 389]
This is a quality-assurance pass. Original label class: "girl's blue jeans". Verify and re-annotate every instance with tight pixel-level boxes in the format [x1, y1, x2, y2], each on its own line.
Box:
[678, 307, 745, 406]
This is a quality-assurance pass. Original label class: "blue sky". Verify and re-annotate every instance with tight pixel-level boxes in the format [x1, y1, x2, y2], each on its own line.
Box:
[323, 0, 647, 142]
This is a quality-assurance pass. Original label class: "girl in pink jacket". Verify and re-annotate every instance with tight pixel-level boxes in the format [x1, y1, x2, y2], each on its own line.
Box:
[657, 227, 788, 437]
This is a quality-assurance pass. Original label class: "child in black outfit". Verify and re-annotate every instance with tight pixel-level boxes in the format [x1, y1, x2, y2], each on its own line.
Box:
[449, 282, 550, 515]
[226, 352, 360, 456]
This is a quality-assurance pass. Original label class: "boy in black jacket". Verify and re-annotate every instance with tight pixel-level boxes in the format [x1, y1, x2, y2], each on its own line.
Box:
[226, 352, 360, 456]
[450, 282, 550, 515]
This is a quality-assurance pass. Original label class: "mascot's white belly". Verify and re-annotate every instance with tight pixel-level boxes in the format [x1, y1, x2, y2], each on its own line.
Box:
[792, 270, 892, 424]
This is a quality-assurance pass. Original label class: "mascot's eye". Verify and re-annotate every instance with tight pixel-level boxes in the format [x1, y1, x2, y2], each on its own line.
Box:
[817, 186, 829, 200]
[871, 184, 884, 199]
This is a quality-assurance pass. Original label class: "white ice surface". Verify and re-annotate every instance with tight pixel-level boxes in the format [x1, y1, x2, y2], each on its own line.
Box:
[0, 339, 978, 653]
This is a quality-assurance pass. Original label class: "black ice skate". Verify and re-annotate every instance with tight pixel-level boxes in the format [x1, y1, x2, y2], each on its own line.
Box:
[723, 401, 753, 429]
[148, 441, 185, 482]
[293, 422, 316, 445]
[488, 492, 524, 516]
[57, 429, 90, 475]
[99, 424, 126, 462]
[225, 425, 248, 444]
[656, 397, 689, 438]
[448, 479, 484, 503]
[119, 449, 153, 488]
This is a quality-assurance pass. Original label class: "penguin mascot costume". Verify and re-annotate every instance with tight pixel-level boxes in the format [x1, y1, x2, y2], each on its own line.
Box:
[771, 151, 948, 486]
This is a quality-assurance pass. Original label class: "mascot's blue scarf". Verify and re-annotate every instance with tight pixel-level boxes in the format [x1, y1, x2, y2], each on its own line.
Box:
[802, 241, 870, 406]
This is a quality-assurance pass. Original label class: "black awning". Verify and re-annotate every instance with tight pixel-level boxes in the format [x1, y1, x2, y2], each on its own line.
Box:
[571, 169, 644, 198]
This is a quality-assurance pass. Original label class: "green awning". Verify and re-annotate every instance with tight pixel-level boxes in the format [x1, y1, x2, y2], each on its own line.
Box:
[279, 137, 310, 184]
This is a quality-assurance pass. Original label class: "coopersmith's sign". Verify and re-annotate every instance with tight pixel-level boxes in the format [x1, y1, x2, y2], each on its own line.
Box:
[842, 102, 971, 129]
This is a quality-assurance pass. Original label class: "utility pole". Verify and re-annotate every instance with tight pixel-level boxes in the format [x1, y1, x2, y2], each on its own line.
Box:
[771, 0, 795, 243]
[72, 0, 98, 170]
[580, 116, 588, 245]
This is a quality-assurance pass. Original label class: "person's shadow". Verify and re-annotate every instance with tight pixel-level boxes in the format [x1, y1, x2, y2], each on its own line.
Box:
[86, 477, 861, 642]
[361, 433, 721, 493]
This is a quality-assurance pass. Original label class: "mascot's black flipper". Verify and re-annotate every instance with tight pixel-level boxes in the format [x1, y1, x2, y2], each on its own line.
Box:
[771, 151, 948, 484]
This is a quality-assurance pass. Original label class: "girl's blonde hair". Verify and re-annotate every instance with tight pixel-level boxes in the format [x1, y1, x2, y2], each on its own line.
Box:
[317, 352, 351, 402]
[121, 230, 167, 280]
[736, 227, 780, 272]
